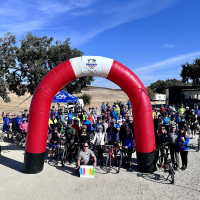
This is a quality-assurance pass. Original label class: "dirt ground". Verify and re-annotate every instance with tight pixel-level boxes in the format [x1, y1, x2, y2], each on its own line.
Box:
[1, 87, 199, 200]
[0, 136, 200, 200]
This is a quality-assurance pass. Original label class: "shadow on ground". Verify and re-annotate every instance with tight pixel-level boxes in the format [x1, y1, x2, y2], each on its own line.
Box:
[0, 154, 24, 173]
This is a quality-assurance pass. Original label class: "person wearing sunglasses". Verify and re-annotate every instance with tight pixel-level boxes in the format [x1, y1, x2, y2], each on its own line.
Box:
[77, 142, 96, 173]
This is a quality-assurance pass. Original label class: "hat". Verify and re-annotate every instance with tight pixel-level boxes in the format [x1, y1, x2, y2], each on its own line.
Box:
[82, 125, 87, 129]
[110, 120, 115, 123]
[98, 125, 103, 130]
[17, 113, 21, 116]
[191, 109, 194, 112]
[171, 125, 176, 128]
[23, 118, 27, 121]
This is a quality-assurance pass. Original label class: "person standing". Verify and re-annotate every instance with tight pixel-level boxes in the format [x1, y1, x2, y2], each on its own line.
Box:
[1, 113, 11, 141]
[106, 120, 118, 146]
[168, 125, 180, 170]
[178, 127, 189, 170]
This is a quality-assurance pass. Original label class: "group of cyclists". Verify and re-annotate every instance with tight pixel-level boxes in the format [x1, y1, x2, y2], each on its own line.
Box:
[46, 101, 135, 173]
[153, 103, 200, 171]
[1, 101, 199, 175]
[0, 110, 29, 146]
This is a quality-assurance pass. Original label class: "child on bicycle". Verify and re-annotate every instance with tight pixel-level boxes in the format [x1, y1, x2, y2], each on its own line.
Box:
[47, 127, 61, 161]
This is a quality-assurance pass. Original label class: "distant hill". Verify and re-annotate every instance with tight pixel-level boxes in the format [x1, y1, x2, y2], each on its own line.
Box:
[0, 86, 128, 119]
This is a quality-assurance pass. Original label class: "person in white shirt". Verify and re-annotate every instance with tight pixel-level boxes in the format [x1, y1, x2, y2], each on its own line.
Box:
[91, 125, 105, 166]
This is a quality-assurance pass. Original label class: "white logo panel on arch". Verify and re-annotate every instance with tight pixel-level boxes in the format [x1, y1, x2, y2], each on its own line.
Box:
[69, 56, 114, 78]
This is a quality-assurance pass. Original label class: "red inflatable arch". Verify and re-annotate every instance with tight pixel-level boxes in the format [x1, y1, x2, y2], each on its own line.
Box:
[24, 56, 156, 174]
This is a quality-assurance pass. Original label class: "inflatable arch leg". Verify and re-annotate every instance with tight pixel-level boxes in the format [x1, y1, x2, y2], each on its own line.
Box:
[24, 56, 156, 174]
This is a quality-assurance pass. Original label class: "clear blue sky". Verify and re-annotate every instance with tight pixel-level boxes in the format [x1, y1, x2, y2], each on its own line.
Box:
[1, 0, 200, 89]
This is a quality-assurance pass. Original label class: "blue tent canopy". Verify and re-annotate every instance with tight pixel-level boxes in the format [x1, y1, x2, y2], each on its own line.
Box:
[52, 90, 78, 103]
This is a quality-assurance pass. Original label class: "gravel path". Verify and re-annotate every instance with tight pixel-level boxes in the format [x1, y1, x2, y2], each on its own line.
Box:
[0, 137, 200, 200]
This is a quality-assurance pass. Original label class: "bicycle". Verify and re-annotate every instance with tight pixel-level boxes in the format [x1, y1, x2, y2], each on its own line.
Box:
[157, 142, 175, 184]
[90, 144, 104, 167]
[104, 145, 122, 173]
[195, 132, 200, 152]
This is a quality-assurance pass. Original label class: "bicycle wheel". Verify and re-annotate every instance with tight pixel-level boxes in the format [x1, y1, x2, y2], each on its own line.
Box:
[61, 149, 67, 167]
[106, 155, 111, 173]
[197, 136, 200, 152]
[116, 154, 122, 173]
[55, 147, 60, 164]
[168, 163, 175, 184]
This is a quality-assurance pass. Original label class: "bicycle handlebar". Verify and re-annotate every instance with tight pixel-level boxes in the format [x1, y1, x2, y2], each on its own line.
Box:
[156, 142, 169, 151]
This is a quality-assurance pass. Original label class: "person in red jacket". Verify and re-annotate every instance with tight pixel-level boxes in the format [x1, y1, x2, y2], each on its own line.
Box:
[160, 105, 166, 117]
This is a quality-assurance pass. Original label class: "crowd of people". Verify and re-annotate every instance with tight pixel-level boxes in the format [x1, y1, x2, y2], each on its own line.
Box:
[1, 101, 199, 174]
[154, 103, 200, 171]
[47, 101, 134, 171]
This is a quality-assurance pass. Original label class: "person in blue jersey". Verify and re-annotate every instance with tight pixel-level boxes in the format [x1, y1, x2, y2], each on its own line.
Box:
[100, 102, 106, 114]
[93, 117, 103, 132]
[125, 128, 134, 170]
[46, 127, 61, 162]
[1, 113, 11, 141]
[68, 109, 74, 121]
[82, 115, 92, 131]
[178, 127, 189, 170]
[162, 113, 170, 132]
[111, 108, 117, 119]
[15, 113, 23, 133]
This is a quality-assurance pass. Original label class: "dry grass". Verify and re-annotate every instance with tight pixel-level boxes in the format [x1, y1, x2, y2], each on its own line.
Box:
[0, 86, 129, 120]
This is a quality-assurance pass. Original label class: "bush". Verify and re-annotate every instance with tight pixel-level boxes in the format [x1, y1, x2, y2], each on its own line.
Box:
[78, 93, 92, 106]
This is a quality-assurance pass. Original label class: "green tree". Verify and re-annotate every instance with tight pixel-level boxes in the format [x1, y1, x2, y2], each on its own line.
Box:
[146, 86, 154, 99]
[78, 93, 92, 106]
[0, 32, 94, 102]
[149, 79, 189, 94]
[180, 59, 200, 86]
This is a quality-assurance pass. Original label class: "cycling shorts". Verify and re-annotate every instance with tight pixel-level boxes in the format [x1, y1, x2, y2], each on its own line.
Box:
[3, 125, 10, 132]
[49, 143, 57, 149]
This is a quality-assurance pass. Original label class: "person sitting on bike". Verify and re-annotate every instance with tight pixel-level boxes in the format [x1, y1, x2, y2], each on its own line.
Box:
[106, 119, 118, 146]
[1, 112, 11, 141]
[64, 120, 75, 163]
[159, 126, 169, 169]
[78, 124, 90, 147]
[77, 142, 97, 173]
[47, 127, 61, 161]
